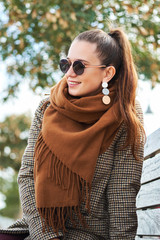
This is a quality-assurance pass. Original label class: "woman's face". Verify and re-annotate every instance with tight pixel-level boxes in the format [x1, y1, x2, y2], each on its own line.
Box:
[65, 40, 107, 97]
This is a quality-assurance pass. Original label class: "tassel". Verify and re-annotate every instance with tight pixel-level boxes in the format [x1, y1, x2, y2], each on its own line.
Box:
[85, 182, 91, 213]
[80, 178, 85, 202]
[35, 133, 92, 234]
[69, 206, 77, 228]
[76, 205, 88, 228]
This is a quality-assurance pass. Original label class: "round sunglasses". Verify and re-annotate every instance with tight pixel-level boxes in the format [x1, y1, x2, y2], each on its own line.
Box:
[59, 59, 106, 75]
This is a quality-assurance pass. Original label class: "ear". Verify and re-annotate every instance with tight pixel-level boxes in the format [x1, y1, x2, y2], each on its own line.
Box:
[103, 66, 116, 83]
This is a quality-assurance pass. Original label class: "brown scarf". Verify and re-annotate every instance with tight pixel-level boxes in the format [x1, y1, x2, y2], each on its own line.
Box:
[34, 76, 122, 234]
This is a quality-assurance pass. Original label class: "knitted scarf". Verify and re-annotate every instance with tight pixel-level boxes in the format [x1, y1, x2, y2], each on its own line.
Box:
[34, 76, 122, 234]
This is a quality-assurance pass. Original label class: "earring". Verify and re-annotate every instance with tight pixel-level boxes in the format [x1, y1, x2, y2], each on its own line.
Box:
[102, 82, 111, 105]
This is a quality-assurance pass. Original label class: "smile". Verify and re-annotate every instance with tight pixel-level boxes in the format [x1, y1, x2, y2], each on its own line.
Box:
[68, 81, 81, 86]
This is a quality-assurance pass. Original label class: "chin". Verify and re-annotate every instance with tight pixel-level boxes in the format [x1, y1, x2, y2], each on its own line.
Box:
[68, 89, 80, 97]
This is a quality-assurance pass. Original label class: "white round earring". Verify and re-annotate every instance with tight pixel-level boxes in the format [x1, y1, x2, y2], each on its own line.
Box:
[102, 82, 111, 105]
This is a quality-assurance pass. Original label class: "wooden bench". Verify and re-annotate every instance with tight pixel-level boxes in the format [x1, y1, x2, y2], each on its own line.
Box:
[136, 128, 160, 239]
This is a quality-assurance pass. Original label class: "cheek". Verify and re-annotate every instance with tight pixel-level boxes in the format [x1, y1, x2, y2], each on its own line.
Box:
[91, 75, 103, 87]
[80, 69, 103, 87]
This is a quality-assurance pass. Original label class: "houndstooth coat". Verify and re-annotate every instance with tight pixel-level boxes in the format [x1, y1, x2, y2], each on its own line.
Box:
[0, 98, 144, 240]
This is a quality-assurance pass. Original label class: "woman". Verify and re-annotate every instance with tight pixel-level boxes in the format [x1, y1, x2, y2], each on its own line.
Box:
[0, 28, 145, 240]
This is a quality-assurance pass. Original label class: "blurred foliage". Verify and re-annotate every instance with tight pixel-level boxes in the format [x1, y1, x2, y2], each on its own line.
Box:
[0, 0, 160, 99]
[0, 114, 31, 172]
[0, 173, 20, 219]
[0, 114, 31, 218]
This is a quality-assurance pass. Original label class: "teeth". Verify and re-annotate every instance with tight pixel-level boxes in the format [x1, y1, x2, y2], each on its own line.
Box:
[70, 81, 80, 84]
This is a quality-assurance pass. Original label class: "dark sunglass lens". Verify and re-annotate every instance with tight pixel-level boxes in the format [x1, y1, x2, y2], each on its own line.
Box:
[73, 61, 85, 75]
[59, 59, 70, 73]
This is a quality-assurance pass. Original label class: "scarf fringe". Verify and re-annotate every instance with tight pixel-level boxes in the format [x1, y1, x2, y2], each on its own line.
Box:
[38, 205, 88, 235]
[34, 132, 91, 232]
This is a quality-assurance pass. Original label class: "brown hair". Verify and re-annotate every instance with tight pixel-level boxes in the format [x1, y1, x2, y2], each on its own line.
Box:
[75, 28, 145, 160]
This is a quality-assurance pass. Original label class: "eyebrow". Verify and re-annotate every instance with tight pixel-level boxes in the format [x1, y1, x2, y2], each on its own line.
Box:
[67, 57, 90, 64]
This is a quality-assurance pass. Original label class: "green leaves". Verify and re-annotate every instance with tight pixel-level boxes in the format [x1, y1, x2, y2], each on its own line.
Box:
[0, 114, 31, 218]
[0, 114, 31, 172]
[0, 0, 160, 99]
[0, 172, 20, 219]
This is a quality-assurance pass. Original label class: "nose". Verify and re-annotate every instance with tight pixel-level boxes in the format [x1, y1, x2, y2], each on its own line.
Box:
[65, 64, 77, 78]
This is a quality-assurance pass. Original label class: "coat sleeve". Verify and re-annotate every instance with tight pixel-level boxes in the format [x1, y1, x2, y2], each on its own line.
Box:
[106, 102, 144, 240]
[17, 98, 63, 240]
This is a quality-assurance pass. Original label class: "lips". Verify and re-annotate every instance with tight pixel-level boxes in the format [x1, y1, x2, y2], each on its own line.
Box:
[69, 81, 81, 84]
[68, 80, 81, 86]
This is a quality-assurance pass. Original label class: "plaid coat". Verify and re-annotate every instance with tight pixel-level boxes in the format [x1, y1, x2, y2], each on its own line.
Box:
[0, 98, 144, 240]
